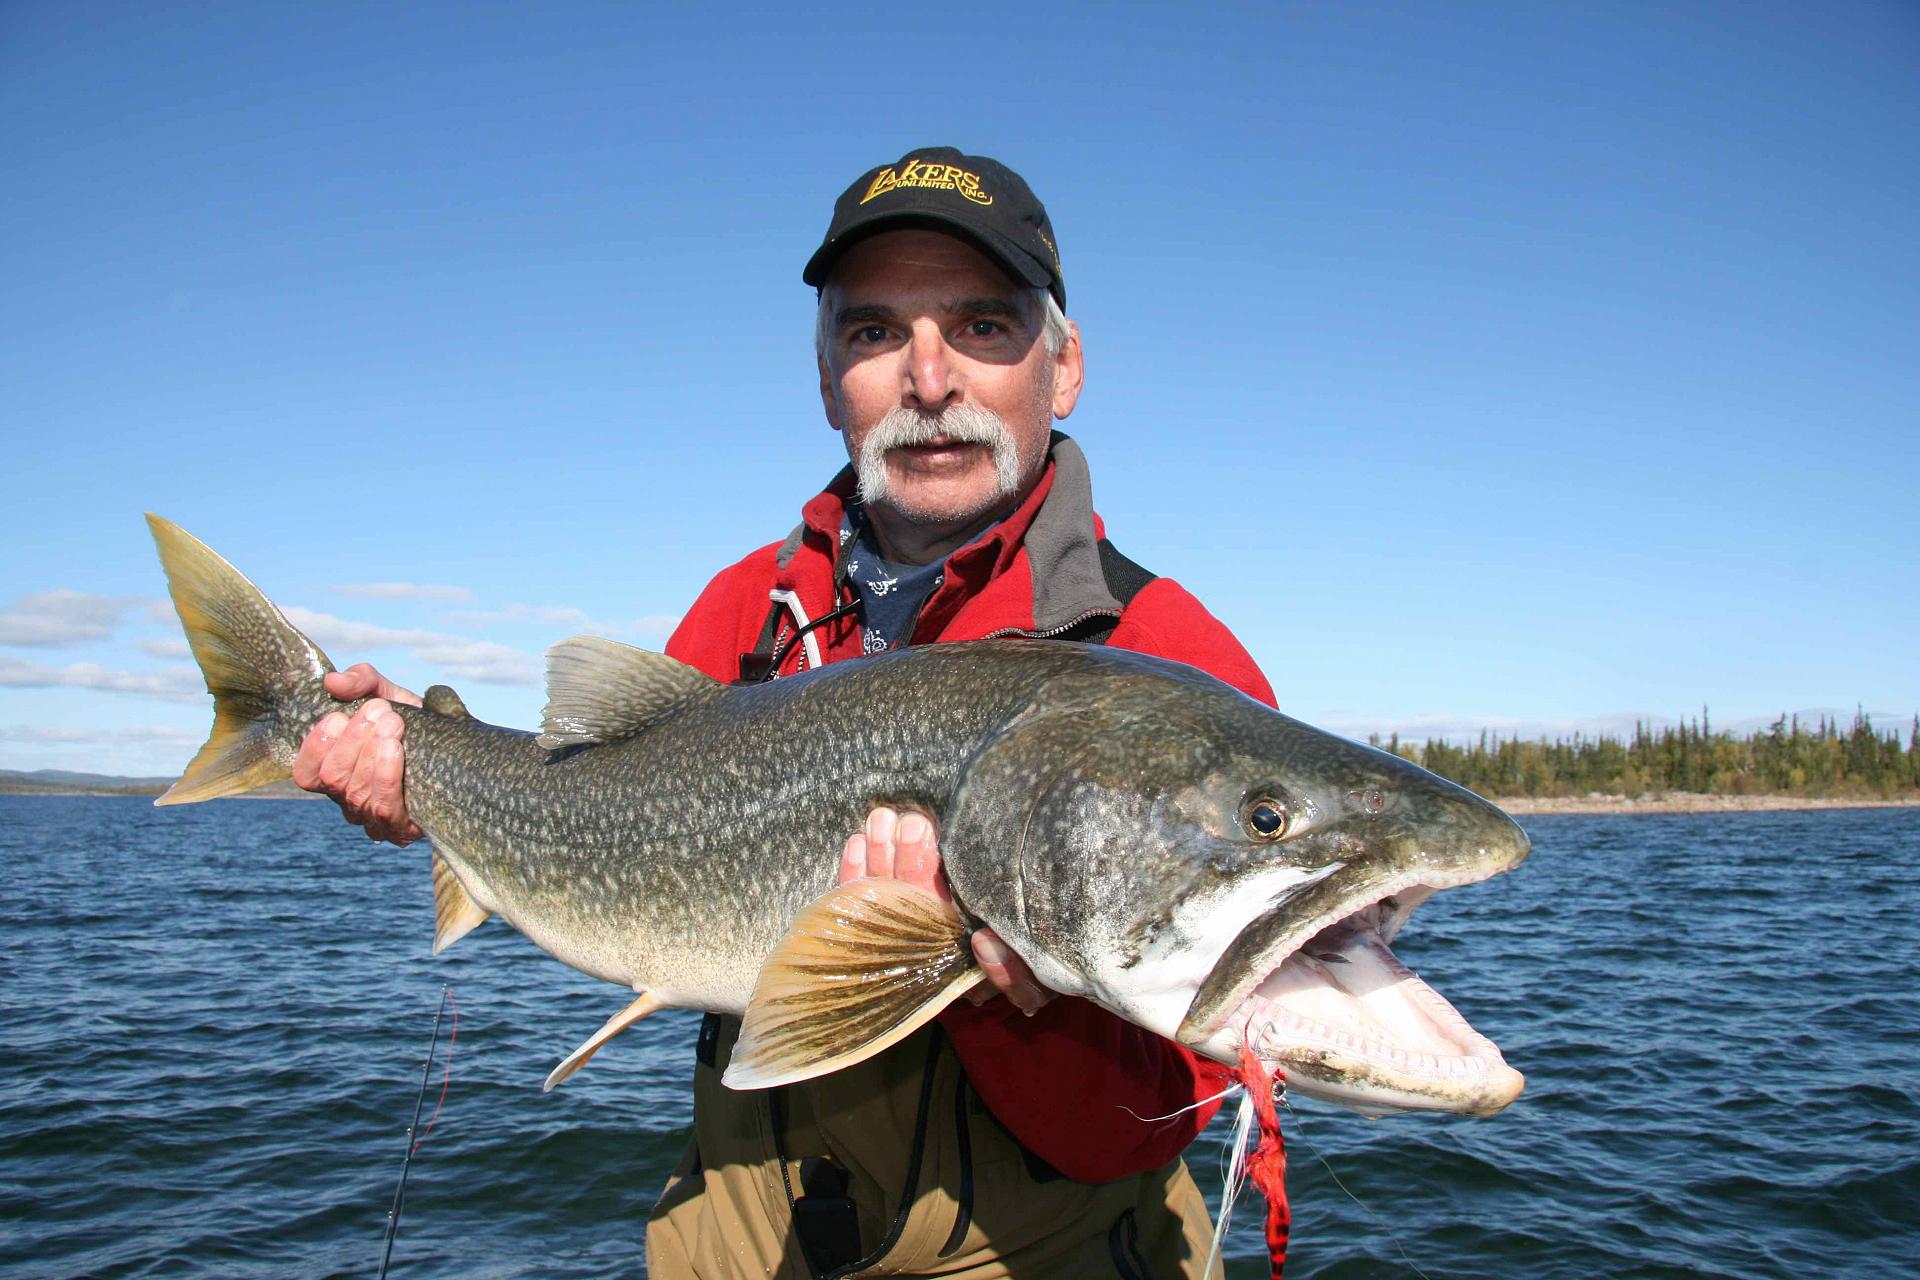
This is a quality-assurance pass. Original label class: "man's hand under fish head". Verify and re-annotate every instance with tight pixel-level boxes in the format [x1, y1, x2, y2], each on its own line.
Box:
[840, 806, 1055, 1016]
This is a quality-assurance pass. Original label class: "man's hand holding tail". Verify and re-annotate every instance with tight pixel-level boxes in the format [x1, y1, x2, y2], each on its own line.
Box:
[292, 663, 424, 845]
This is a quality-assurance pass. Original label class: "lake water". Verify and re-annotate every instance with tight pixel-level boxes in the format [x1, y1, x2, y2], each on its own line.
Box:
[1, 798, 1915, 1278]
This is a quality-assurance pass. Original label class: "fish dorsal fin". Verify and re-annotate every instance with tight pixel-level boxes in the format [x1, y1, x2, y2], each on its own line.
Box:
[432, 854, 492, 954]
[537, 637, 718, 749]
[422, 684, 471, 718]
[543, 991, 667, 1092]
[723, 882, 984, 1090]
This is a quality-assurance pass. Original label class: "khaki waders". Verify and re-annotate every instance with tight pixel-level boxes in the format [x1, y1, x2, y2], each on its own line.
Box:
[646, 1017, 1223, 1279]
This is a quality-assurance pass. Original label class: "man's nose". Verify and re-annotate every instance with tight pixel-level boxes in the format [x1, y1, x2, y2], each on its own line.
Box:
[903, 320, 959, 410]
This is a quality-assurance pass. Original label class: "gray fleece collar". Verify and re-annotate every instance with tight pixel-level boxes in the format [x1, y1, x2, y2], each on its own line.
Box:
[1027, 432, 1122, 631]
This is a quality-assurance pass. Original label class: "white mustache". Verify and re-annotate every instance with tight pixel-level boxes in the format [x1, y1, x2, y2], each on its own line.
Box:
[855, 405, 1023, 511]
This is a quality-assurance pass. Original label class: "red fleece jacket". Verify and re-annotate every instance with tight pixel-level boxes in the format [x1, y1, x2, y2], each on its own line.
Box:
[665, 456, 1275, 1183]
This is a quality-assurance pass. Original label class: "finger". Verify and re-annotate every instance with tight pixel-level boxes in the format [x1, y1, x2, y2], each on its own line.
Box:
[342, 717, 388, 824]
[323, 666, 380, 702]
[317, 700, 389, 803]
[292, 711, 350, 790]
[972, 930, 1052, 1016]
[995, 948, 1054, 1013]
[863, 807, 897, 880]
[839, 833, 868, 885]
[369, 736, 419, 845]
[381, 678, 423, 707]
[324, 664, 423, 707]
[892, 811, 948, 900]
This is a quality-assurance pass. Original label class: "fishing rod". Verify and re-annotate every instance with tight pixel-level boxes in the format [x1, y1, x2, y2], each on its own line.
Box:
[379, 985, 456, 1278]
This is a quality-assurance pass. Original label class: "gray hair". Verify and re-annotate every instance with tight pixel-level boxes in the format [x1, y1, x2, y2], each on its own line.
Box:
[816, 288, 1070, 360]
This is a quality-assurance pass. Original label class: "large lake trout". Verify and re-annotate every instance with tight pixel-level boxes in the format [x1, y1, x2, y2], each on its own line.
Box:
[150, 514, 1528, 1117]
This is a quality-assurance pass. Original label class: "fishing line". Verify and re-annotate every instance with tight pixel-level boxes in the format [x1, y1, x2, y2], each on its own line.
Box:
[1203, 1088, 1256, 1277]
[1116, 1082, 1240, 1124]
[379, 985, 457, 1279]
[1277, 1099, 1433, 1280]
[1115, 1067, 1266, 1272]
[411, 988, 458, 1153]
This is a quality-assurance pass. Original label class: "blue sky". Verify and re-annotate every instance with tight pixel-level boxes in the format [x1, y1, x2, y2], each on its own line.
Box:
[3, 1, 1915, 776]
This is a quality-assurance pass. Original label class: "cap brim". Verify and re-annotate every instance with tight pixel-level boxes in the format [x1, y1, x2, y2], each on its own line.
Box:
[803, 209, 1055, 296]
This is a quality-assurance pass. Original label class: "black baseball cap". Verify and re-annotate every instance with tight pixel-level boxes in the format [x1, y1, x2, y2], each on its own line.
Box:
[803, 147, 1066, 310]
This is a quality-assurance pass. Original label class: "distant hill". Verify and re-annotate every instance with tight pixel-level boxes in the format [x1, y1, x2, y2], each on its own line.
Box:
[0, 770, 320, 799]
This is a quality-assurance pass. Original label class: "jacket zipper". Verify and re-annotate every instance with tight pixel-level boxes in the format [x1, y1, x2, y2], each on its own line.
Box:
[977, 608, 1122, 642]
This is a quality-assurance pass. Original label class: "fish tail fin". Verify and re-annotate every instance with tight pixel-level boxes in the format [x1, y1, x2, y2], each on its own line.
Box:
[146, 514, 335, 805]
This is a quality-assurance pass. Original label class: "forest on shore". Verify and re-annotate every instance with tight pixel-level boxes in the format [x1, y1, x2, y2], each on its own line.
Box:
[1372, 710, 1920, 801]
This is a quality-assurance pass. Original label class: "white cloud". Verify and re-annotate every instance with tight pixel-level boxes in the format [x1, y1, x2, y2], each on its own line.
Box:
[413, 638, 542, 686]
[447, 604, 592, 627]
[0, 590, 160, 647]
[0, 722, 205, 776]
[618, 613, 683, 640]
[444, 605, 682, 641]
[0, 655, 204, 701]
[280, 607, 442, 652]
[281, 607, 541, 687]
[0, 723, 200, 747]
[332, 582, 475, 603]
[138, 635, 192, 659]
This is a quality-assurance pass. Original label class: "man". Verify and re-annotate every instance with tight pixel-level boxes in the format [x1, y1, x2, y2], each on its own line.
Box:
[297, 148, 1279, 1278]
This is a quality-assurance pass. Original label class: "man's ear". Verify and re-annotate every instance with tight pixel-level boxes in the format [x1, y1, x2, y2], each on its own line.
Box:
[1051, 319, 1084, 420]
[818, 353, 843, 432]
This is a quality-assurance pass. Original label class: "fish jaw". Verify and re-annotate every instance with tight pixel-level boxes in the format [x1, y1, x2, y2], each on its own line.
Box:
[1180, 873, 1526, 1116]
[1176, 793, 1531, 1117]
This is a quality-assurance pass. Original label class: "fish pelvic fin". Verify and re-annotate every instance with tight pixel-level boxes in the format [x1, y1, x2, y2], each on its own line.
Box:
[431, 855, 492, 954]
[146, 515, 334, 805]
[723, 882, 985, 1091]
[543, 991, 666, 1092]
[536, 637, 718, 749]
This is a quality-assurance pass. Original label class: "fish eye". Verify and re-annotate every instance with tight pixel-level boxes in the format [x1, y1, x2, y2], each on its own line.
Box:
[1243, 796, 1290, 841]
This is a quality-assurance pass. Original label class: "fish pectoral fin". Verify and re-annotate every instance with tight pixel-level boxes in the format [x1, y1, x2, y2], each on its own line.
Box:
[431, 855, 492, 955]
[543, 991, 666, 1092]
[723, 882, 984, 1091]
[536, 637, 719, 749]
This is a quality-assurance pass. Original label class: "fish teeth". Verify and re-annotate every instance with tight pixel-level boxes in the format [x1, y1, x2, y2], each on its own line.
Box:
[1248, 1003, 1500, 1081]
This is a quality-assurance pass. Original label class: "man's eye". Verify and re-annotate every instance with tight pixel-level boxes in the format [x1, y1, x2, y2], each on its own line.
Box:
[967, 320, 1002, 337]
[852, 325, 888, 344]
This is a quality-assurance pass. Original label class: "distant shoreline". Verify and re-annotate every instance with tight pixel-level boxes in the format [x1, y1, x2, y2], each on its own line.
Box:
[1497, 793, 1920, 815]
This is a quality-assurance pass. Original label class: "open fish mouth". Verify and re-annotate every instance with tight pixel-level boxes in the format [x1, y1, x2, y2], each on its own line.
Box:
[1182, 871, 1525, 1117]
